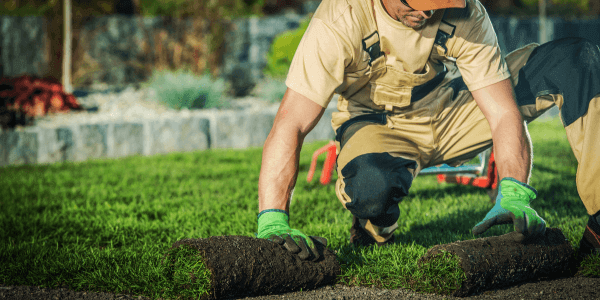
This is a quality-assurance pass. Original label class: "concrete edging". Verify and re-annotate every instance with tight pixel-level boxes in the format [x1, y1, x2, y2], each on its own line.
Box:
[0, 102, 338, 167]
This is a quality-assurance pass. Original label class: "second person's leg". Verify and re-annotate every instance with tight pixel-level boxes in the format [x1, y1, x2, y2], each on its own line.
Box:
[511, 38, 600, 256]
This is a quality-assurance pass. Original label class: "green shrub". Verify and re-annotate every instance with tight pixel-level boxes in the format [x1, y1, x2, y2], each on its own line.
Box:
[264, 16, 311, 79]
[144, 69, 229, 110]
[228, 65, 256, 97]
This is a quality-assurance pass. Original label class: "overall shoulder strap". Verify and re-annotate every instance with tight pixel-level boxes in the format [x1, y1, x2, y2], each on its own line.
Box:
[434, 10, 455, 54]
[347, 0, 383, 66]
[435, 2, 470, 54]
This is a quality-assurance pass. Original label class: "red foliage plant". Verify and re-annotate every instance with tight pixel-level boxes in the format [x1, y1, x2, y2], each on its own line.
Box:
[0, 75, 82, 129]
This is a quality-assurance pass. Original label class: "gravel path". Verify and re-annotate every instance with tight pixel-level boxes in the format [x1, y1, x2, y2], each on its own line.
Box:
[31, 87, 276, 129]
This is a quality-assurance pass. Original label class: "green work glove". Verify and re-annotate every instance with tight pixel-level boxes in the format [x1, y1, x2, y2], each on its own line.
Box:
[472, 177, 546, 237]
[256, 209, 327, 261]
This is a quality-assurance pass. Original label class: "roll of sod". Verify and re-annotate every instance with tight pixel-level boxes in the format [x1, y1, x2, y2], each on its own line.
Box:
[418, 228, 575, 297]
[165, 235, 341, 299]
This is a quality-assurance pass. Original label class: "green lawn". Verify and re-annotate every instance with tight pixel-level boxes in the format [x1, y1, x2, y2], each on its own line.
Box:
[0, 116, 598, 299]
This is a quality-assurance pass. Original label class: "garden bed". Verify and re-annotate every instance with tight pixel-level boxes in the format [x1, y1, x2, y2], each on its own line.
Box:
[0, 86, 337, 167]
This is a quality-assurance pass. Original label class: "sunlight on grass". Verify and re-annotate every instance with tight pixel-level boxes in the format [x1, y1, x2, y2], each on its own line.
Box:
[0, 116, 596, 299]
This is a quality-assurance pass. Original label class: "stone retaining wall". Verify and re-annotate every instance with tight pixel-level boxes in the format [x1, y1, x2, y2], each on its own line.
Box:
[0, 101, 561, 168]
[72, 16, 213, 88]
[0, 101, 337, 167]
[0, 16, 48, 78]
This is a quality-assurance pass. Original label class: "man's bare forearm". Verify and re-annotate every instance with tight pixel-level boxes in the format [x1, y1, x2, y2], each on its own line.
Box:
[258, 127, 303, 212]
[258, 88, 326, 212]
[490, 111, 532, 183]
[471, 78, 532, 183]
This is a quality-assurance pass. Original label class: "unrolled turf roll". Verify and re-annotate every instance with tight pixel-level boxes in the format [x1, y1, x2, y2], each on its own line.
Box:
[167, 235, 341, 299]
[418, 228, 575, 297]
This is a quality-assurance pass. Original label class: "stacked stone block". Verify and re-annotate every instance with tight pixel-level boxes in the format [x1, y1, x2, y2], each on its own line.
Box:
[0, 102, 336, 167]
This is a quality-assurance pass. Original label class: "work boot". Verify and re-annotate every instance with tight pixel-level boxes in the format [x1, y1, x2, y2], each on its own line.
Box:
[349, 216, 395, 247]
[578, 212, 600, 259]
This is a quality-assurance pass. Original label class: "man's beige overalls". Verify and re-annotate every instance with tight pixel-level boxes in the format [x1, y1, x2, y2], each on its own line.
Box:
[323, 0, 600, 243]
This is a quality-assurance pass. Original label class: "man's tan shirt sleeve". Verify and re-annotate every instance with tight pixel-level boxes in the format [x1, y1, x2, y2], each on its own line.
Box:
[286, 11, 354, 108]
[444, 0, 511, 91]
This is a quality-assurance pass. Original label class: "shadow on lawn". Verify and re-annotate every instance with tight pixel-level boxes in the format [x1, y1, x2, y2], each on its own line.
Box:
[537, 183, 582, 210]
[408, 182, 485, 201]
[393, 207, 487, 248]
[533, 164, 576, 176]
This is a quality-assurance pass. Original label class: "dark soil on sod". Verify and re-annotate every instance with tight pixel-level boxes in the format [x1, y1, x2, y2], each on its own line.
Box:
[167, 236, 340, 299]
[419, 228, 576, 296]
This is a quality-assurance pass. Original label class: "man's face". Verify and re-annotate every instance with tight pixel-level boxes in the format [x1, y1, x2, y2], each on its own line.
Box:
[381, 0, 435, 29]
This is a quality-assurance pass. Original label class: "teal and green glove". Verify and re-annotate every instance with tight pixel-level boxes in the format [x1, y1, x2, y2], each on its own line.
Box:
[472, 177, 546, 237]
[257, 209, 327, 261]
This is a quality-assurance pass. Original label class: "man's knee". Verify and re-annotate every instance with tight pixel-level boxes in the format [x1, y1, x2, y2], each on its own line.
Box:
[341, 153, 416, 227]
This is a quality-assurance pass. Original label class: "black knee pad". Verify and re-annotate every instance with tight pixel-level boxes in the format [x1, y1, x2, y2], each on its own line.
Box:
[341, 153, 416, 227]
[515, 37, 600, 126]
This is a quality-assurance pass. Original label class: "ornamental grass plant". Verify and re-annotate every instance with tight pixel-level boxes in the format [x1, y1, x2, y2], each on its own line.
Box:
[144, 69, 230, 110]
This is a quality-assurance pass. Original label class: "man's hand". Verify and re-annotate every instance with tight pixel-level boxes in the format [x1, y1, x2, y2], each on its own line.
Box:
[472, 177, 546, 238]
[257, 209, 327, 261]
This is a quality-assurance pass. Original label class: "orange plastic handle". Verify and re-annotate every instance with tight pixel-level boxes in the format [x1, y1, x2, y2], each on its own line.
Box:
[307, 141, 337, 185]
